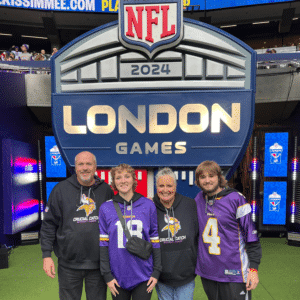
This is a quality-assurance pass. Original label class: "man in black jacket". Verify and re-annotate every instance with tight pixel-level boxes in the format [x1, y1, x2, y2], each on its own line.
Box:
[40, 151, 114, 300]
[153, 167, 199, 300]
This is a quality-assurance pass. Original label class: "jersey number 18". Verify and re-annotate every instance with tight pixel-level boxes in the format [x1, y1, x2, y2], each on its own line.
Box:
[116, 220, 143, 249]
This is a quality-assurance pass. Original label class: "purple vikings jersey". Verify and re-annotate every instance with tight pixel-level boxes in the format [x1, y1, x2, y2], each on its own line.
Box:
[195, 190, 258, 283]
[99, 197, 160, 290]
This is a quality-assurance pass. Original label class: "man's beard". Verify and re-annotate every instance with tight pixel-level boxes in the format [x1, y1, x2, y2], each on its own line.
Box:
[201, 183, 219, 195]
[79, 173, 94, 184]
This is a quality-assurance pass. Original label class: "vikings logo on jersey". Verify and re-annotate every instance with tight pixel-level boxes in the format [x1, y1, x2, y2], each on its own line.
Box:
[162, 214, 181, 237]
[77, 194, 96, 217]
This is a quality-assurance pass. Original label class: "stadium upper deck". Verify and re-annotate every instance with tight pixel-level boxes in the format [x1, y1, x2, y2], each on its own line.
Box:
[1, 45, 299, 127]
[0, 0, 300, 52]
[1, 1, 300, 127]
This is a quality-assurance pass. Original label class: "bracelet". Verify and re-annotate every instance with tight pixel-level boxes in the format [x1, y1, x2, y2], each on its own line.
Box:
[249, 268, 258, 273]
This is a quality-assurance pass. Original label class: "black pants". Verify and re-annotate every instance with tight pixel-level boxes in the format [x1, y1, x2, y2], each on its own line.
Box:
[201, 277, 251, 300]
[58, 264, 107, 300]
[112, 281, 152, 300]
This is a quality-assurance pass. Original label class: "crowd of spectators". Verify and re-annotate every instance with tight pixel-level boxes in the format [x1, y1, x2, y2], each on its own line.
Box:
[265, 48, 277, 54]
[259, 41, 300, 53]
[0, 44, 59, 61]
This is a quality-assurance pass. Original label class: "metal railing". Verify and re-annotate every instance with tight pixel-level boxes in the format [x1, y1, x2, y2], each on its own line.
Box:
[2, 52, 300, 73]
[0, 61, 51, 74]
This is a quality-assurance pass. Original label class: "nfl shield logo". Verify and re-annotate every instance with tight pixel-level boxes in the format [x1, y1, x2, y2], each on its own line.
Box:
[119, 0, 183, 57]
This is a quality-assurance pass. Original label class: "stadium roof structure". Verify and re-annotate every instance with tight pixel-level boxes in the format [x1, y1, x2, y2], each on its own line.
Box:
[0, 1, 300, 51]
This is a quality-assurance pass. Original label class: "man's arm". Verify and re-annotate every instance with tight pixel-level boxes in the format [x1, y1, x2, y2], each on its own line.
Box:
[40, 187, 61, 278]
[245, 241, 262, 271]
[43, 257, 56, 278]
[236, 193, 262, 291]
[245, 241, 262, 291]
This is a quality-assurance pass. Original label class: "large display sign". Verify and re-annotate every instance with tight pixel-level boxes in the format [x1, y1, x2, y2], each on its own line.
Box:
[263, 181, 287, 225]
[52, 0, 256, 177]
[264, 132, 289, 178]
[0, 0, 293, 13]
[2, 139, 40, 234]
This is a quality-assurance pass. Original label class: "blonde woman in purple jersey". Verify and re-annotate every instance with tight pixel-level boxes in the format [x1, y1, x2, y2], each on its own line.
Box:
[99, 164, 162, 300]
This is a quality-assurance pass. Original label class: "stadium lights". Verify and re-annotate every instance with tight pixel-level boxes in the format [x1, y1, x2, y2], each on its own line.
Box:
[251, 200, 257, 222]
[21, 35, 48, 40]
[220, 24, 237, 28]
[0, 33, 13, 36]
[291, 202, 296, 223]
[293, 18, 298, 20]
[251, 158, 258, 180]
[291, 158, 298, 181]
[251, 136, 258, 223]
[290, 157, 298, 223]
[252, 21, 270, 25]
[250, 157, 259, 222]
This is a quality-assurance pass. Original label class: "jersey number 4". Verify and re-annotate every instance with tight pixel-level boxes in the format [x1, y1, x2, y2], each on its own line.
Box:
[116, 220, 143, 249]
[202, 218, 221, 255]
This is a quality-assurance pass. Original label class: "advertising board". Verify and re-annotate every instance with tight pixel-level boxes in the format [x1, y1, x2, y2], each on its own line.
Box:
[52, 0, 256, 179]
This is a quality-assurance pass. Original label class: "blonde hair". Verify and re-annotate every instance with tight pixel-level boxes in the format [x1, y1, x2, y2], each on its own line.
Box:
[110, 164, 137, 192]
[195, 160, 227, 188]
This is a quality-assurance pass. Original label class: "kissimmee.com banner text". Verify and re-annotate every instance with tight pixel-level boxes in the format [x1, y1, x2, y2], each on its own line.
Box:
[0, 0, 192, 13]
[0, 0, 294, 13]
[0, 0, 119, 12]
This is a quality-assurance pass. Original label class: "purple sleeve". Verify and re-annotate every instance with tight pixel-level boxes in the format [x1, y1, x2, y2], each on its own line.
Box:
[99, 205, 109, 247]
[149, 202, 160, 249]
[236, 194, 259, 243]
[149, 201, 162, 278]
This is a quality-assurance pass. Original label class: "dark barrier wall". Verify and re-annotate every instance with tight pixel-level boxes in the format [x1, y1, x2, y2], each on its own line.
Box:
[0, 72, 46, 246]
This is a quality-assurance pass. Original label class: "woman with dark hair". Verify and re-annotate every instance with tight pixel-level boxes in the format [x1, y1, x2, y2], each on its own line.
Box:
[99, 163, 161, 300]
[8, 52, 15, 61]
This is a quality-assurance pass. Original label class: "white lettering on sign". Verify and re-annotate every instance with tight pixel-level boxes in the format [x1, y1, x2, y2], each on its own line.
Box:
[63, 103, 241, 134]
[0, 0, 95, 11]
[116, 141, 187, 155]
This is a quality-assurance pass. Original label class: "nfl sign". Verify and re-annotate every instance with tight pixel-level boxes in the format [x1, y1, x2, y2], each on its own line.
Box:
[119, 0, 183, 57]
[51, 1, 256, 179]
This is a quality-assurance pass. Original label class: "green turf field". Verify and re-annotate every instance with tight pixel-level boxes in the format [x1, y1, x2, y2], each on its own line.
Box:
[0, 238, 299, 299]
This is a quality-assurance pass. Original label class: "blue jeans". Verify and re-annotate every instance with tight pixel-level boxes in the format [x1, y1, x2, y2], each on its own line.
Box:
[156, 280, 195, 300]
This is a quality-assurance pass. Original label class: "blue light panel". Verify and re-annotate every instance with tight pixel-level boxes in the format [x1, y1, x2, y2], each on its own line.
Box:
[45, 136, 67, 178]
[264, 132, 289, 178]
[263, 181, 287, 225]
